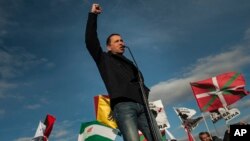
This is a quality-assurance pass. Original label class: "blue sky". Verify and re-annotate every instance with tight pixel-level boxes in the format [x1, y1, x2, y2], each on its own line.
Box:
[1, 0, 250, 141]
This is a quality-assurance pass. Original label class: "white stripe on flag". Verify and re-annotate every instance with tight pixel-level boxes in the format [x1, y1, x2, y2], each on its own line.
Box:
[195, 76, 245, 108]
[83, 124, 117, 140]
[212, 76, 227, 107]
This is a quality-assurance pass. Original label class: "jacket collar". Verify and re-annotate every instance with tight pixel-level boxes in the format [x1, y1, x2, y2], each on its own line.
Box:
[108, 51, 135, 66]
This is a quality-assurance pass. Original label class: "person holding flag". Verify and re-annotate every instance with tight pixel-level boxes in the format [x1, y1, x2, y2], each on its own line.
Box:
[84, 3, 162, 141]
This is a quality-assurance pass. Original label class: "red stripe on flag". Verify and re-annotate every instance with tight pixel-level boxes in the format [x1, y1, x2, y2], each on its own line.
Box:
[44, 114, 56, 139]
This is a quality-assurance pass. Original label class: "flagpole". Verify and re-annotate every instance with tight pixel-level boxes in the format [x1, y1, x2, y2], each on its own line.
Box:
[201, 113, 213, 140]
[212, 121, 220, 137]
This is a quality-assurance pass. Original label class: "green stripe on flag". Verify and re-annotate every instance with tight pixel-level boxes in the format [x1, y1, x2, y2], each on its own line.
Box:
[202, 95, 217, 111]
[78, 121, 119, 141]
[221, 72, 241, 90]
[222, 91, 246, 97]
[85, 135, 113, 141]
[201, 72, 241, 111]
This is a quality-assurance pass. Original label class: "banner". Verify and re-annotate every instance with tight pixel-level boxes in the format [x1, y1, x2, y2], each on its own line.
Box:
[149, 100, 170, 129]
[209, 110, 223, 123]
[218, 107, 240, 123]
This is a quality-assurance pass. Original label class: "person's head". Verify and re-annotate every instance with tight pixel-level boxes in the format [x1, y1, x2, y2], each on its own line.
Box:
[106, 33, 125, 54]
[199, 132, 212, 141]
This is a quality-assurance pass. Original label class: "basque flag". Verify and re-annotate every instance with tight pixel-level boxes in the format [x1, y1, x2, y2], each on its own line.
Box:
[190, 72, 249, 112]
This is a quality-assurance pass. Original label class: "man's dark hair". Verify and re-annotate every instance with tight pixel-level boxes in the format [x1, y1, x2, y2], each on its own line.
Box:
[106, 33, 120, 46]
[199, 131, 210, 137]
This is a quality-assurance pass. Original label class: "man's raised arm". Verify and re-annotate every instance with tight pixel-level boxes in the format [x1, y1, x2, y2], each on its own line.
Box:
[85, 4, 103, 63]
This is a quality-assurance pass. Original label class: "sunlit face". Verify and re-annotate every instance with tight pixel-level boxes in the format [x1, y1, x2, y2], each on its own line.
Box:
[199, 134, 211, 141]
[107, 35, 125, 54]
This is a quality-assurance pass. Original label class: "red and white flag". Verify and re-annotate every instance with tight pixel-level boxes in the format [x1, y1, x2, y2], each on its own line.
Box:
[44, 114, 56, 140]
[32, 121, 46, 141]
[32, 114, 56, 141]
[190, 72, 249, 112]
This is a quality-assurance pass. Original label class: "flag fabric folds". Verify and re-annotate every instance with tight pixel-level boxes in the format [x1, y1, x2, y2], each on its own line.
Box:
[78, 121, 121, 141]
[32, 114, 56, 141]
[32, 121, 46, 141]
[185, 128, 195, 141]
[174, 107, 203, 132]
[94, 95, 118, 129]
[190, 72, 249, 112]
[149, 100, 171, 130]
[173, 107, 196, 120]
[43, 114, 56, 139]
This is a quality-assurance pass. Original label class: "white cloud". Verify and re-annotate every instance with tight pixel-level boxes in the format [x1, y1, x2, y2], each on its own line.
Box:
[13, 137, 32, 141]
[0, 47, 55, 79]
[25, 104, 41, 110]
[244, 28, 250, 40]
[53, 130, 68, 138]
[0, 48, 36, 78]
[0, 80, 17, 90]
[240, 114, 250, 123]
[149, 37, 250, 106]
[50, 120, 80, 140]
[231, 98, 250, 109]
[188, 47, 250, 76]
[0, 81, 17, 99]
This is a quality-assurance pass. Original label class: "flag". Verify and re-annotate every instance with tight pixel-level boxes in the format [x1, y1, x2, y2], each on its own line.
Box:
[183, 116, 203, 131]
[174, 107, 202, 131]
[185, 128, 195, 141]
[149, 100, 170, 129]
[32, 121, 46, 141]
[78, 121, 121, 141]
[173, 107, 196, 120]
[32, 114, 56, 141]
[43, 114, 56, 140]
[94, 95, 118, 129]
[190, 72, 249, 112]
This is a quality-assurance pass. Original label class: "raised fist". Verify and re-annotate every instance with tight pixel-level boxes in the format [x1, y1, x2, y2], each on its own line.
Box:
[91, 3, 102, 14]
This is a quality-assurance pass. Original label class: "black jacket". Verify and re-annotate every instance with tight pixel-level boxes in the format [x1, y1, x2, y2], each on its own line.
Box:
[85, 13, 150, 109]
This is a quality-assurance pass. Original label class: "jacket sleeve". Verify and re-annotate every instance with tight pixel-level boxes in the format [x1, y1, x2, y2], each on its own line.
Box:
[85, 13, 103, 64]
